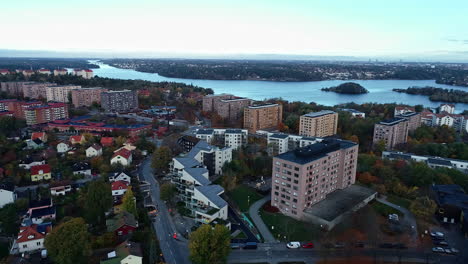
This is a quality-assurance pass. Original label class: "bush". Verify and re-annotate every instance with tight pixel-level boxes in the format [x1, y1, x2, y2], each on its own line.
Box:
[262, 202, 279, 213]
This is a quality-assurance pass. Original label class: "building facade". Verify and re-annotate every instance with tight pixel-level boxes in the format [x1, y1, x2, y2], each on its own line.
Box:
[299, 110, 338, 138]
[23, 103, 69, 125]
[267, 133, 322, 155]
[101, 90, 139, 112]
[71, 87, 107, 107]
[271, 139, 358, 220]
[383, 151, 468, 174]
[46, 85, 81, 102]
[395, 111, 421, 132]
[195, 128, 248, 150]
[372, 118, 409, 149]
[243, 103, 283, 133]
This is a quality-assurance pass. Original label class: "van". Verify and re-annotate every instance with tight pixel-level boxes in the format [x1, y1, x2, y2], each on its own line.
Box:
[243, 242, 257, 249]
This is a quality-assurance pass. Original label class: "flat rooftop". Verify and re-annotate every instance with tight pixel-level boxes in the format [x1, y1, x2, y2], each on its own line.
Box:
[378, 117, 406, 126]
[276, 139, 356, 164]
[304, 185, 376, 221]
[303, 110, 336, 118]
[247, 103, 279, 109]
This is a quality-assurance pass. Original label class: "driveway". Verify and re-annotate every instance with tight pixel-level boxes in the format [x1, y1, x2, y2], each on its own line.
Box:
[376, 197, 418, 243]
[249, 196, 277, 243]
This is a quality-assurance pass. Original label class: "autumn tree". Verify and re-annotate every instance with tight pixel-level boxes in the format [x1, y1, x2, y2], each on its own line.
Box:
[151, 146, 172, 174]
[45, 218, 91, 264]
[189, 224, 231, 264]
[83, 181, 112, 226]
[409, 196, 437, 220]
[121, 188, 138, 217]
[160, 183, 176, 202]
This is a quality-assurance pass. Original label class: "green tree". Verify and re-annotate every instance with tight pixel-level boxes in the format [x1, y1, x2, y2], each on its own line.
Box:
[160, 183, 176, 202]
[409, 196, 437, 220]
[151, 146, 172, 173]
[0, 203, 18, 236]
[83, 181, 112, 226]
[189, 224, 231, 264]
[45, 218, 91, 264]
[121, 188, 138, 217]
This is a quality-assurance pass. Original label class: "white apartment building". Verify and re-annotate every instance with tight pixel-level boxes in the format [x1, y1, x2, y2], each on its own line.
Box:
[0, 185, 16, 208]
[195, 128, 248, 150]
[383, 151, 468, 174]
[439, 104, 455, 114]
[267, 133, 323, 155]
[46, 85, 81, 102]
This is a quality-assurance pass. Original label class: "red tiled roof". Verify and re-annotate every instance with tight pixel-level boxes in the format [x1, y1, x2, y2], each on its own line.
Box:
[0, 69, 9, 73]
[395, 106, 415, 111]
[17, 225, 47, 243]
[70, 135, 84, 143]
[112, 149, 132, 159]
[89, 143, 102, 151]
[84, 69, 93, 72]
[101, 137, 114, 146]
[31, 132, 45, 141]
[111, 180, 129, 191]
[31, 164, 51, 175]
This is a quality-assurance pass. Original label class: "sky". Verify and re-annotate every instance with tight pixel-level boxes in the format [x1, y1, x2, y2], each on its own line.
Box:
[1, 0, 468, 61]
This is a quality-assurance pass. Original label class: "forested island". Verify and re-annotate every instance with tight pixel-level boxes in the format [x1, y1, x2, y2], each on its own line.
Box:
[102, 58, 468, 86]
[393, 86, 468, 103]
[0, 58, 99, 70]
[321, 82, 369, 94]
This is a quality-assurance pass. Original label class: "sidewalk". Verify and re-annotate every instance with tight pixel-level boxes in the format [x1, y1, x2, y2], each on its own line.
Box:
[248, 196, 277, 243]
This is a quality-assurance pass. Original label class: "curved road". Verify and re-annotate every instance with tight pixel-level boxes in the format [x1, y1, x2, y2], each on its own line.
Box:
[249, 196, 277, 243]
[376, 197, 419, 243]
[139, 158, 191, 264]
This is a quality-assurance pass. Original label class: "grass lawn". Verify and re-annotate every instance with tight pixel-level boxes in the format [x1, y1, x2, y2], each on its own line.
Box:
[371, 201, 403, 217]
[228, 185, 263, 212]
[260, 209, 322, 241]
[387, 195, 411, 209]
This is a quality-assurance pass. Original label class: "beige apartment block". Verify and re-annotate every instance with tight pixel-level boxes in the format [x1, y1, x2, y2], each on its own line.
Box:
[299, 110, 338, 137]
[46, 85, 81, 102]
[71, 87, 108, 107]
[373, 118, 409, 149]
[243, 103, 283, 133]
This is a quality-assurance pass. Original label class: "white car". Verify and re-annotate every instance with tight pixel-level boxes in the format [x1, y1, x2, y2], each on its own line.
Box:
[449, 248, 459, 254]
[286, 242, 301, 249]
[430, 231, 444, 238]
[432, 247, 445, 253]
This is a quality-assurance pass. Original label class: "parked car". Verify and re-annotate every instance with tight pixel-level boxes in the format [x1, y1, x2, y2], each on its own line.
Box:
[286, 242, 301, 249]
[301, 242, 314, 248]
[443, 248, 452, 254]
[322, 243, 334, 249]
[434, 241, 448, 246]
[230, 243, 243, 249]
[243, 242, 257, 249]
[432, 247, 445, 253]
[430, 231, 444, 238]
[334, 242, 345, 249]
[447, 248, 459, 255]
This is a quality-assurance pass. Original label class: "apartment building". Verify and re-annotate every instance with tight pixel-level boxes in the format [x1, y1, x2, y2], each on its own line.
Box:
[243, 103, 283, 133]
[53, 69, 68, 76]
[202, 94, 251, 120]
[299, 110, 338, 137]
[372, 118, 409, 149]
[395, 111, 421, 132]
[394, 106, 415, 116]
[0, 99, 42, 119]
[1, 81, 36, 96]
[22, 82, 56, 99]
[271, 139, 358, 220]
[171, 142, 230, 226]
[71, 87, 108, 107]
[340, 108, 365, 118]
[439, 104, 455, 114]
[101, 90, 138, 112]
[383, 151, 468, 174]
[46, 85, 81, 102]
[73, 69, 94, 79]
[267, 133, 323, 155]
[195, 128, 248, 150]
[23, 103, 69, 125]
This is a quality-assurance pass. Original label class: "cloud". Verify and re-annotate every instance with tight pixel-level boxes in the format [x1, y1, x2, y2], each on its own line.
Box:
[444, 38, 468, 44]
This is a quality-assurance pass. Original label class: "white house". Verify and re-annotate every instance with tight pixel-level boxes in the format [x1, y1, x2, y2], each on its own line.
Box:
[50, 185, 72, 196]
[192, 185, 228, 225]
[56, 142, 71, 154]
[439, 104, 455, 114]
[0, 184, 16, 208]
[111, 181, 129, 197]
[19, 159, 46, 170]
[16, 224, 50, 254]
[72, 162, 92, 177]
[111, 149, 133, 167]
[109, 172, 131, 183]
[86, 144, 103, 158]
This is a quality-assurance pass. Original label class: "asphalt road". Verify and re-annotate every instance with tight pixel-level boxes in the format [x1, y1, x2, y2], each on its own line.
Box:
[139, 158, 191, 264]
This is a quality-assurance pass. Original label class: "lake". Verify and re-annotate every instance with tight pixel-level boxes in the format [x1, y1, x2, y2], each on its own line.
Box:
[90, 61, 468, 112]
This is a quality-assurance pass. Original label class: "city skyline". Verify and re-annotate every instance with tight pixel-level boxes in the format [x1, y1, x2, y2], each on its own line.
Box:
[1, 0, 468, 62]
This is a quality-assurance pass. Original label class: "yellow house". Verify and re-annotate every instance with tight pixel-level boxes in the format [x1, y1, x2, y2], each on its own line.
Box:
[30, 164, 52, 182]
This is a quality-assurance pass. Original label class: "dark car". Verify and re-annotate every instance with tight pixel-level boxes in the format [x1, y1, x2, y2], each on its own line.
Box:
[243, 242, 258, 250]
[434, 241, 448, 246]
[393, 243, 407, 249]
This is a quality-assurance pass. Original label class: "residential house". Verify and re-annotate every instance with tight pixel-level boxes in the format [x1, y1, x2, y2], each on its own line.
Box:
[394, 106, 415, 116]
[383, 151, 468, 174]
[86, 144, 103, 158]
[56, 141, 71, 153]
[16, 223, 51, 254]
[31, 132, 47, 143]
[72, 162, 92, 177]
[340, 108, 366, 118]
[112, 180, 130, 198]
[109, 172, 131, 183]
[50, 183, 72, 196]
[438, 104, 455, 114]
[106, 211, 138, 236]
[431, 185, 468, 235]
[0, 183, 16, 208]
[26, 198, 55, 224]
[30, 164, 52, 182]
[111, 149, 133, 167]
[101, 137, 114, 147]
[101, 240, 143, 264]
[19, 158, 45, 170]
[26, 138, 44, 149]
[70, 135, 86, 145]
